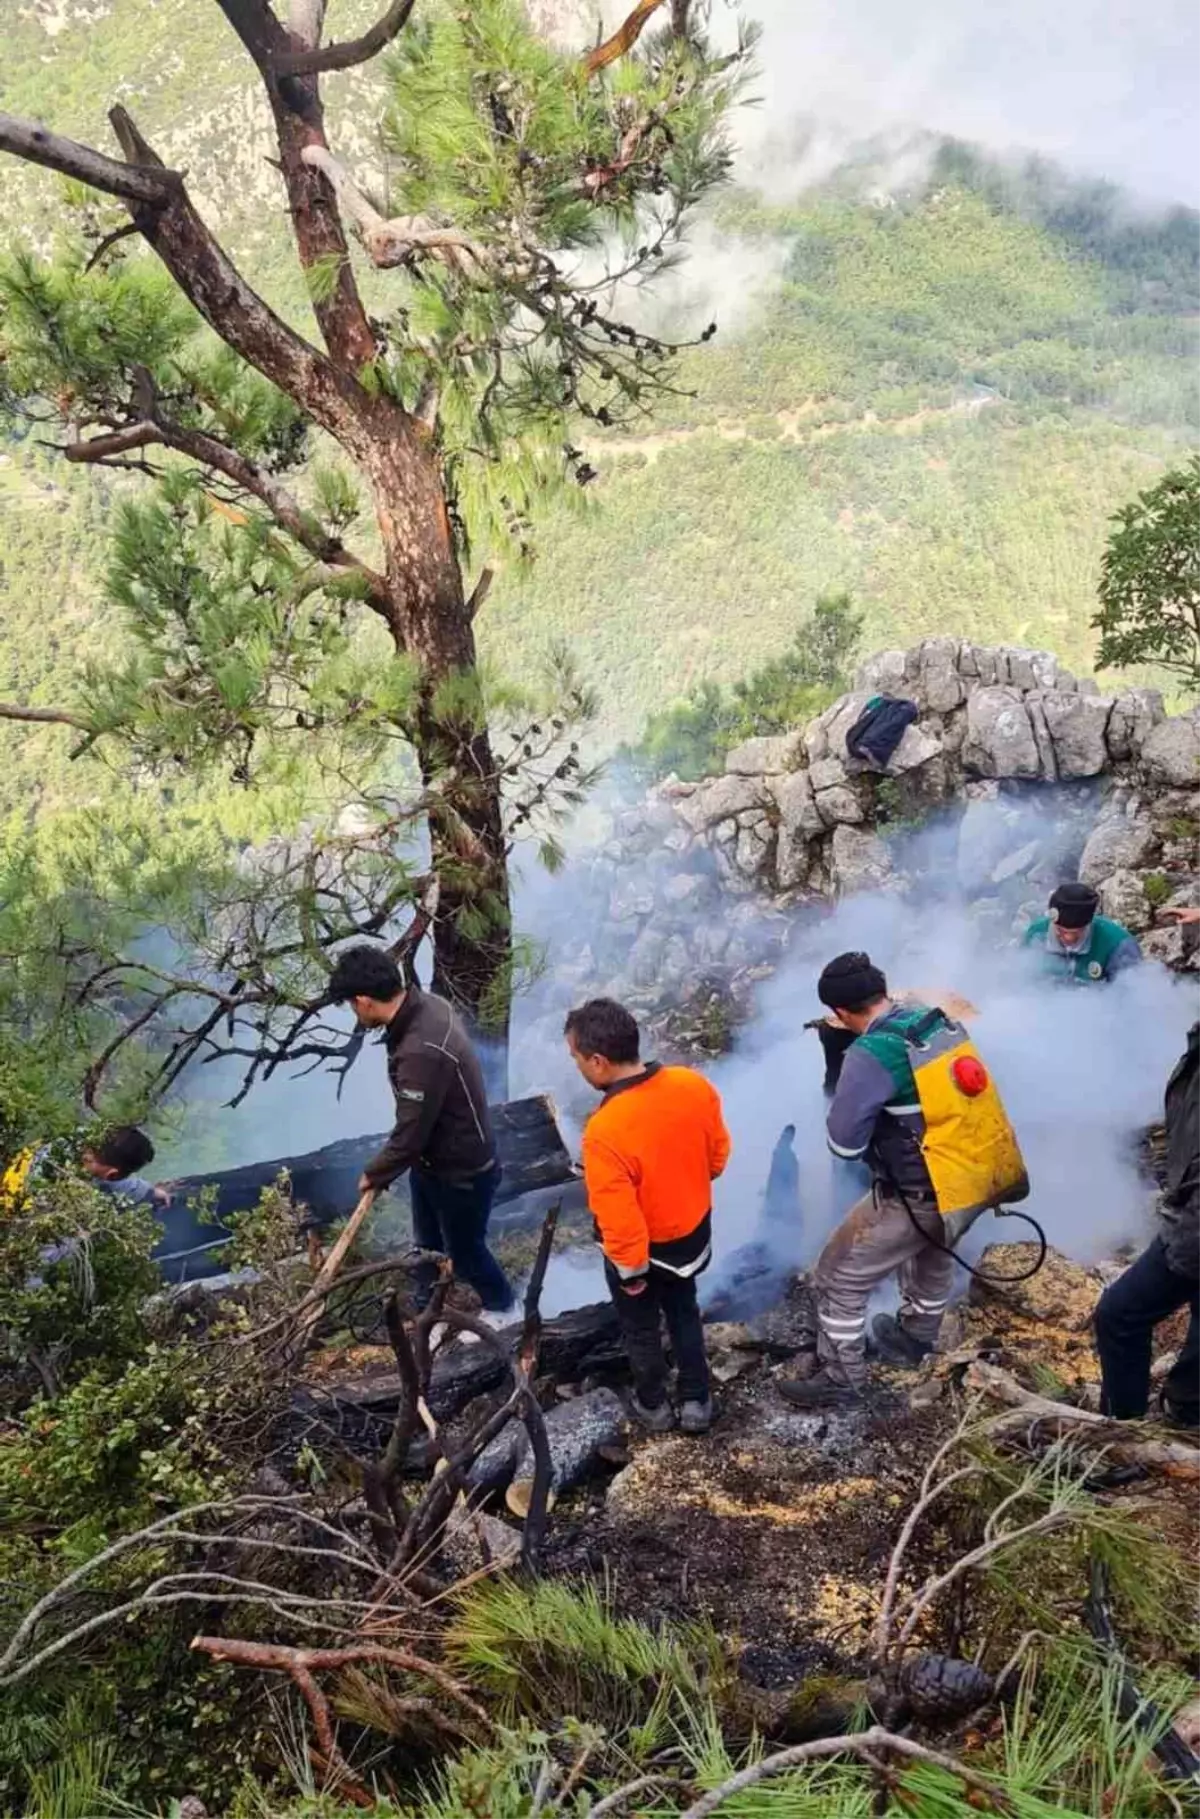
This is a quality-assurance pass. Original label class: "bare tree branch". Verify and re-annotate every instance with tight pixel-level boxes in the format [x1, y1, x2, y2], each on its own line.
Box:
[584, 0, 668, 75]
[212, 0, 379, 370]
[299, 144, 491, 272]
[675, 1727, 1012, 1819]
[60, 397, 390, 607]
[105, 105, 361, 431]
[274, 0, 416, 75]
[0, 700, 90, 732]
[0, 111, 180, 203]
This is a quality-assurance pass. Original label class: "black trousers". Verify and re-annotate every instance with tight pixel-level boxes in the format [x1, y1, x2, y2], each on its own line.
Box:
[1094, 1235, 1199, 1421]
[605, 1261, 709, 1406]
[410, 1164, 514, 1313]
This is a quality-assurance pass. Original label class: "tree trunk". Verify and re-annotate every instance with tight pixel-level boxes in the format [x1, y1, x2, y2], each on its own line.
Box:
[355, 408, 513, 1080]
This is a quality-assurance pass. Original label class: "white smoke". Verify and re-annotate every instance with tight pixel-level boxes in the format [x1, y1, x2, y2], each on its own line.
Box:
[509, 791, 1197, 1314]
[727, 0, 1200, 208]
[700, 890, 1193, 1280]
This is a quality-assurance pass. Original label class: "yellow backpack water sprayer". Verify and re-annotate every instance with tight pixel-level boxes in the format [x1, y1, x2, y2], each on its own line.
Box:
[888, 1009, 1045, 1285]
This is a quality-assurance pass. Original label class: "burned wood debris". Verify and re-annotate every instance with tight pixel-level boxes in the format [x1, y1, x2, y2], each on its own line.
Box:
[157, 1094, 575, 1280]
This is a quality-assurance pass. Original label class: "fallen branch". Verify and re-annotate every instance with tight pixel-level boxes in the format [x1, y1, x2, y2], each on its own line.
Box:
[588, 1774, 682, 1818]
[965, 1360, 1200, 1478]
[294, 1189, 377, 1347]
[896, 1505, 1071, 1653]
[1085, 1560, 1200, 1789]
[191, 1633, 491, 1795]
[191, 1635, 491, 1726]
[0, 1495, 343, 1684]
[674, 1725, 1013, 1819]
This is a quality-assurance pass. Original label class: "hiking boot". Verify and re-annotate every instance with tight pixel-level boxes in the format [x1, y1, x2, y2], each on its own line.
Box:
[1161, 1395, 1200, 1433]
[777, 1368, 862, 1410]
[679, 1397, 714, 1435]
[628, 1393, 676, 1433]
[870, 1312, 933, 1369]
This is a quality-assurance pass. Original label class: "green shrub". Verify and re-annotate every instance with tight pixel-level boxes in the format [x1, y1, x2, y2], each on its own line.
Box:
[622, 591, 862, 781]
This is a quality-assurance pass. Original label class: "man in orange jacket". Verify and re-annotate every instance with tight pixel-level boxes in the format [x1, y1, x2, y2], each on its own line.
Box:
[565, 998, 732, 1434]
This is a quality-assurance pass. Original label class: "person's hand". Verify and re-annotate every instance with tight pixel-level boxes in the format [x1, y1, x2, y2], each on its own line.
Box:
[357, 1173, 375, 1195]
[1159, 905, 1200, 926]
[621, 1277, 648, 1297]
[152, 1182, 175, 1208]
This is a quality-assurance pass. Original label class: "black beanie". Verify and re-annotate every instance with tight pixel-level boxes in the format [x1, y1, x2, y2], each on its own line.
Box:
[817, 951, 888, 1012]
[1049, 882, 1099, 930]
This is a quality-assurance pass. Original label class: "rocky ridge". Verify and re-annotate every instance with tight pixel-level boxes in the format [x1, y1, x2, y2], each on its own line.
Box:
[543, 640, 1199, 1039]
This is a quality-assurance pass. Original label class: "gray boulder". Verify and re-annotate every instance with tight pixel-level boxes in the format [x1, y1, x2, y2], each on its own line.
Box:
[772, 768, 824, 839]
[809, 756, 851, 793]
[626, 926, 667, 985]
[962, 688, 1042, 779]
[913, 637, 964, 712]
[805, 691, 873, 765]
[829, 824, 893, 895]
[661, 870, 710, 907]
[1105, 689, 1165, 763]
[1078, 815, 1158, 888]
[1097, 869, 1154, 935]
[814, 782, 866, 827]
[956, 790, 1024, 893]
[610, 876, 656, 922]
[1025, 693, 1058, 782]
[772, 771, 823, 888]
[887, 721, 943, 773]
[735, 814, 774, 877]
[990, 839, 1042, 886]
[855, 648, 909, 695]
[1039, 690, 1112, 779]
[725, 733, 801, 776]
[1139, 712, 1200, 789]
[672, 772, 767, 831]
[809, 756, 868, 826]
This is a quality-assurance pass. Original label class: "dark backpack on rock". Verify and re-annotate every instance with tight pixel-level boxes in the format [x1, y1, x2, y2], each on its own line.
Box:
[845, 694, 919, 769]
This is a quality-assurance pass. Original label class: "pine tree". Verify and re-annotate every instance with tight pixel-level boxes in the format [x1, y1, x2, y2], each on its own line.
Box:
[0, 0, 752, 1088]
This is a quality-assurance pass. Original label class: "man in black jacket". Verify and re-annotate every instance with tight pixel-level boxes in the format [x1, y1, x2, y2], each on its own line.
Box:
[328, 945, 514, 1314]
[1094, 1020, 1199, 1427]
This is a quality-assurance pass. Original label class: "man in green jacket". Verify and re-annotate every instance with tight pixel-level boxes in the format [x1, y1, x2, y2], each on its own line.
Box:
[1022, 883, 1141, 984]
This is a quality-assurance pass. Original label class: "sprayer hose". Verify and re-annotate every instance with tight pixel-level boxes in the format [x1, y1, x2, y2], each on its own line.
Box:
[884, 1169, 1048, 1286]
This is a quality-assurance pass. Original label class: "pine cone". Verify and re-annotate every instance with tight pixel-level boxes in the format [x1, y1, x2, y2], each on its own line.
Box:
[898, 1653, 994, 1719]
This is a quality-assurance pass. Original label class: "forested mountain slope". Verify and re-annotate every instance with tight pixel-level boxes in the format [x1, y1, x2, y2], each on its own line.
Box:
[1, 1, 1196, 805]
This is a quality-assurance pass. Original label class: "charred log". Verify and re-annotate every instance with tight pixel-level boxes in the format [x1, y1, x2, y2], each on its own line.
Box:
[326, 1299, 623, 1425]
[1085, 1560, 1200, 1787]
[505, 1387, 627, 1516]
[158, 1095, 574, 1280]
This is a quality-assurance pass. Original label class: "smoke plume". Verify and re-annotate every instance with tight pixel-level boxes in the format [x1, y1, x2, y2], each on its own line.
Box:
[511, 787, 1196, 1316]
[727, 0, 1199, 208]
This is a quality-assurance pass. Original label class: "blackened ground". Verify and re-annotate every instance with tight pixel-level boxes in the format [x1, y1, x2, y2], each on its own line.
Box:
[541, 1360, 955, 1673]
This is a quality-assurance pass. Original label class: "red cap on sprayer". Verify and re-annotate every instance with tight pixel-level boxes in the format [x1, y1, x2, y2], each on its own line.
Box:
[952, 1055, 989, 1097]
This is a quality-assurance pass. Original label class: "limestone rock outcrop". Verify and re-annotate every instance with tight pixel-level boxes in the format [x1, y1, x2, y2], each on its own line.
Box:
[532, 641, 1197, 1042]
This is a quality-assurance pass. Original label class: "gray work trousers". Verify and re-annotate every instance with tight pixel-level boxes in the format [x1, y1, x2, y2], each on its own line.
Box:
[814, 1183, 955, 1387]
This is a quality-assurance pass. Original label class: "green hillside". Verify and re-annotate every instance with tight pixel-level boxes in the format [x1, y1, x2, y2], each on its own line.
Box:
[484, 170, 1198, 736]
[0, 3, 1196, 805]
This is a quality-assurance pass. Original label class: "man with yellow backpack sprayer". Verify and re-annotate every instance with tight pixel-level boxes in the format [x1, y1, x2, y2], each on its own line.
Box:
[780, 952, 1030, 1409]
